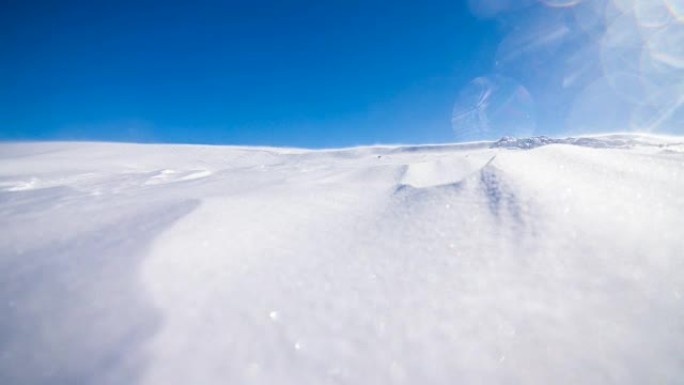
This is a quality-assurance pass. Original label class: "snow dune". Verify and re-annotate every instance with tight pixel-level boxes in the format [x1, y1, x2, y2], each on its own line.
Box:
[1, 134, 683, 384]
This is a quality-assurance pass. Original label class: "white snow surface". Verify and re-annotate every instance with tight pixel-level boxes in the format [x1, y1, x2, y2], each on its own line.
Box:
[1, 134, 683, 384]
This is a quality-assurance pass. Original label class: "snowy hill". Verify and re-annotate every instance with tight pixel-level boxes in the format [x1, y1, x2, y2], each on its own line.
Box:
[1, 134, 683, 384]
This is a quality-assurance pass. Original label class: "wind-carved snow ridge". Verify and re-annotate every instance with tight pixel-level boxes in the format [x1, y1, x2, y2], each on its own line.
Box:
[1, 134, 684, 385]
[395, 154, 527, 230]
[478, 159, 523, 223]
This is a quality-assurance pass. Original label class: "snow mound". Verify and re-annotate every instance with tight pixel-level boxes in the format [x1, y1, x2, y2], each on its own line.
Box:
[1, 134, 683, 385]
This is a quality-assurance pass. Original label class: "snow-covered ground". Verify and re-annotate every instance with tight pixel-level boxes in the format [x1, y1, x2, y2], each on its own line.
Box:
[1, 134, 683, 384]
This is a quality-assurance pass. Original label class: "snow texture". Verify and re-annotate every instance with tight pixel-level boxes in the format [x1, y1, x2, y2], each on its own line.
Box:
[1, 134, 683, 384]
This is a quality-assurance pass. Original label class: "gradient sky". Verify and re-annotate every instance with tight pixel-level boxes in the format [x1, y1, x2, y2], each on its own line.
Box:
[2, 0, 503, 147]
[5, 0, 680, 147]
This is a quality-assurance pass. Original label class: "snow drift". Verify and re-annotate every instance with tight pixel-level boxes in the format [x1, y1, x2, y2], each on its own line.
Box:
[1, 134, 683, 384]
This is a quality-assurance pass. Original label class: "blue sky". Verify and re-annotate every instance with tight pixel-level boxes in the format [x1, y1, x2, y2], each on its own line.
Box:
[1, 0, 504, 147]
[3, 0, 680, 147]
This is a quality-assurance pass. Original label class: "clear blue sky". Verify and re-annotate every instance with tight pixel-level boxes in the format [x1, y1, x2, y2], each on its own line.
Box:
[6, 0, 666, 148]
[2, 0, 506, 147]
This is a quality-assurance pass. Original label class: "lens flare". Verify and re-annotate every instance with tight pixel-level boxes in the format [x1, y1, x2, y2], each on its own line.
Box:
[646, 22, 684, 69]
[452, 76, 536, 141]
[571, 0, 608, 33]
[600, 12, 647, 104]
[539, 0, 584, 8]
[567, 77, 630, 134]
[631, 91, 684, 132]
[611, 0, 636, 14]
[459, 0, 684, 138]
[664, 0, 684, 21]
[634, 0, 672, 28]
[496, 16, 571, 73]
